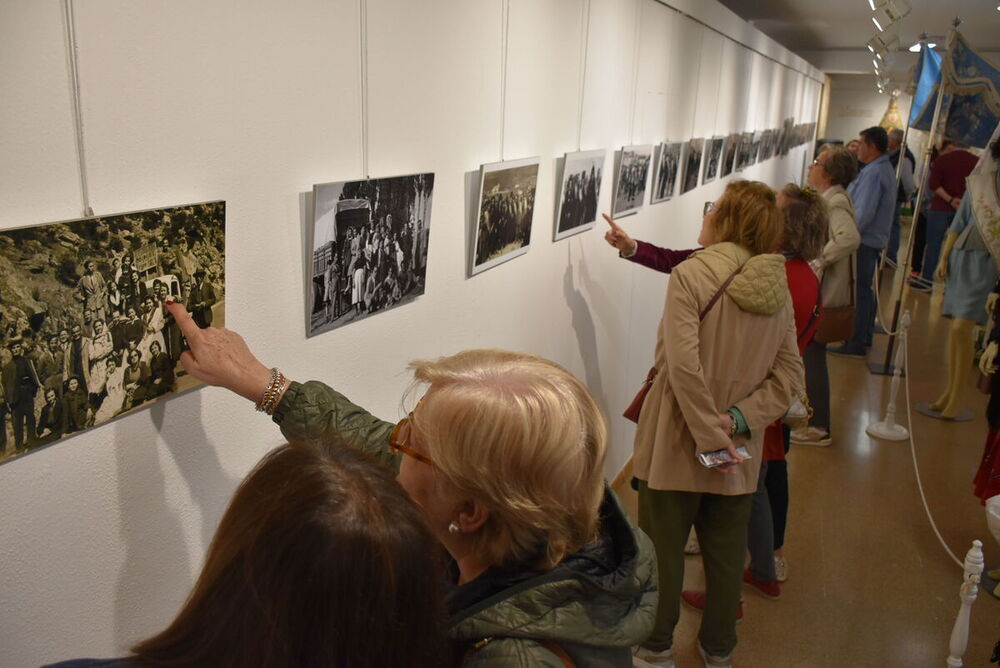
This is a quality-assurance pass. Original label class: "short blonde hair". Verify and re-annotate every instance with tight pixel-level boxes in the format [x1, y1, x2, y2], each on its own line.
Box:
[408, 349, 607, 569]
[711, 180, 783, 255]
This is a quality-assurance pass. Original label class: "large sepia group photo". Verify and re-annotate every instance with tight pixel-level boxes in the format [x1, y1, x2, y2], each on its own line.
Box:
[0, 202, 226, 463]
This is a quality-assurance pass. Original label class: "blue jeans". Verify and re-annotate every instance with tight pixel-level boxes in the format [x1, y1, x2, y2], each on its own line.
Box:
[921, 210, 956, 281]
[846, 244, 880, 350]
[887, 203, 902, 264]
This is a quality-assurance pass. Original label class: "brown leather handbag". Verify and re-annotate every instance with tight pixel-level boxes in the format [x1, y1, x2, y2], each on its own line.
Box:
[623, 266, 743, 423]
[814, 255, 855, 344]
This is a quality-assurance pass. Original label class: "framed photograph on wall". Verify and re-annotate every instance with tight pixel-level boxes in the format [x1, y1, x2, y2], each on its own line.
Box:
[721, 132, 739, 178]
[0, 202, 226, 465]
[680, 138, 704, 195]
[736, 131, 754, 171]
[472, 157, 539, 276]
[651, 142, 681, 204]
[554, 149, 605, 242]
[612, 145, 652, 217]
[310, 173, 434, 336]
[703, 136, 726, 184]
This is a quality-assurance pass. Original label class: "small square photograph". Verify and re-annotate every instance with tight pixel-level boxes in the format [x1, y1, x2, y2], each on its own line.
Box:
[680, 138, 704, 195]
[721, 133, 739, 178]
[612, 145, 652, 217]
[473, 157, 539, 275]
[310, 173, 434, 336]
[651, 142, 682, 204]
[703, 136, 726, 184]
[554, 149, 605, 242]
[0, 202, 226, 464]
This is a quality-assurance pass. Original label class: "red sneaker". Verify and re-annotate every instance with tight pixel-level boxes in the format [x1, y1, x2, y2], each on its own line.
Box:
[680, 590, 744, 621]
[742, 568, 781, 600]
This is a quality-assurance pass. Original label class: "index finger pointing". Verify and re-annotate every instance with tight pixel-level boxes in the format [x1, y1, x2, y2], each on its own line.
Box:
[602, 213, 624, 234]
[165, 301, 204, 344]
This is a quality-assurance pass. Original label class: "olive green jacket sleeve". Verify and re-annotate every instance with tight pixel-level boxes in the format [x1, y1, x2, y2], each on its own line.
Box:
[271, 380, 401, 473]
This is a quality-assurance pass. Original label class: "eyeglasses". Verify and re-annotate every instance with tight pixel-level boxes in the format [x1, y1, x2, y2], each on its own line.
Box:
[703, 201, 718, 216]
[388, 408, 433, 466]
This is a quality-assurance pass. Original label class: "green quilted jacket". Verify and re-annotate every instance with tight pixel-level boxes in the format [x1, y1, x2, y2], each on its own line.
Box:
[273, 380, 659, 667]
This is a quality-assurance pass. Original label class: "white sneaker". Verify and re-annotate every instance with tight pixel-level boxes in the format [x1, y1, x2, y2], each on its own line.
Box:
[634, 646, 675, 668]
[774, 555, 788, 583]
[697, 642, 732, 668]
[684, 530, 701, 555]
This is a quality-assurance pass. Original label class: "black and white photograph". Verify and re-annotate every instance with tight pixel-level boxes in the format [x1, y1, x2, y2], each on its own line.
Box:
[0, 202, 226, 464]
[779, 117, 794, 155]
[651, 142, 681, 204]
[703, 136, 726, 184]
[680, 138, 704, 195]
[759, 129, 773, 162]
[749, 131, 763, 166]
[473, 158, 539, 275]
[612, 145, 652, 217]
[721, 132, 739, 178]
[736, 131, 755, 171]
[554, 150, 605, 242]
[310, 173, 434, 336]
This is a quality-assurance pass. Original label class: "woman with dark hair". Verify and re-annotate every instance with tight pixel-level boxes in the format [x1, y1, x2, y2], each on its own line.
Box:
[43, 442, 451, 668]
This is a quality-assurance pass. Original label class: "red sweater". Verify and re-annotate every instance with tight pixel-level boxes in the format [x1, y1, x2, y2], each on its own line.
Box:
[929, 150, 979, 211]
[763, 258, 820, 460]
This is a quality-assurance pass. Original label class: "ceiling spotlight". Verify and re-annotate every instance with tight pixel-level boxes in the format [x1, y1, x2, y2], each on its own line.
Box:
[872, 0, 912, 32]
[868, 0, 877, 9]
[908, 41, 937, 52]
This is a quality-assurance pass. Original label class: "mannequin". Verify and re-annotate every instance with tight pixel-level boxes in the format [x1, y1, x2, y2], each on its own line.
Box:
[923, 132, 1000, 420]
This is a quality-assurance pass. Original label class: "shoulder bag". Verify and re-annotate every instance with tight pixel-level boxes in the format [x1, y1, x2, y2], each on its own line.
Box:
[814, 254, 855, 344]
[623, 265, 743, 423]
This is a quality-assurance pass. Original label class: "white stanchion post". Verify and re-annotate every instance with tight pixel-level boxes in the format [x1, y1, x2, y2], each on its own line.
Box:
[946, 540, 984, 667]
[867, 311, 912, 440]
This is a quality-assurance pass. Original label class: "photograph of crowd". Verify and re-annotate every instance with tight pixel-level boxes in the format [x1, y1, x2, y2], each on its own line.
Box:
[721, 132, 739, 178]
[472, 158, 539, 275]
[612, 145, 652, 217]
[681, 138, 704, 195]
[651, 142, 681, 204]
[310, 173, 434, 336]
[704, 136, 725, 184]
[736, 131, 755, 171]
[779, 117, 794, 155]
[0, 202, 226, 464]
[555, 150, 605, 242]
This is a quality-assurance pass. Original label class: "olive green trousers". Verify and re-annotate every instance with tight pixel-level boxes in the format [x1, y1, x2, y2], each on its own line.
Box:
[636, 480, 753, 657]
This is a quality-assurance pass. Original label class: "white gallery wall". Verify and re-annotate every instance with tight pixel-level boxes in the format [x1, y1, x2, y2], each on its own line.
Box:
[824, 73, 912, 143]
[0, 0, 822, 664]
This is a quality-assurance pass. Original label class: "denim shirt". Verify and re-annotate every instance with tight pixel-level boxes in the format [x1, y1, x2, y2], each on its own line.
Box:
[847, 153, 897, 250]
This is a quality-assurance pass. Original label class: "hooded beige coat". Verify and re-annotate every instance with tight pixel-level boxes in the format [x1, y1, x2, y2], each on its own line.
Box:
[633, 243, 805, 496]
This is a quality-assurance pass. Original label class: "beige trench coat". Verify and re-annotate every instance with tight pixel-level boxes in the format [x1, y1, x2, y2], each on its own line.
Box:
[819, 185, 860, 308]
[632, 244, 805, 496]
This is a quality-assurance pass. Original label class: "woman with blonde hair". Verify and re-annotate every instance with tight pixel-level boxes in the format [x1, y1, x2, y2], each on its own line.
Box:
[154, 303, 658, 667]
[631, 181, 804, 668]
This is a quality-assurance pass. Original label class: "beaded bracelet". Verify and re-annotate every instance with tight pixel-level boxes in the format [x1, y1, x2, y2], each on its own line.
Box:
[255, 368, 287, 415]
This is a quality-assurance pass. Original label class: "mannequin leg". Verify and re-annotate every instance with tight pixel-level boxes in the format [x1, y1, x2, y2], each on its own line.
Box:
[932, 319, 976, 418]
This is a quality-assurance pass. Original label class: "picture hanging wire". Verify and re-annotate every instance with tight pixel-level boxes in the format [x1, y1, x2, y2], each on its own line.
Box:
[686, 25, 705, 141]
[498, 0, 511, 162]
[575, 0, 592, 152]
[358, 0, 370, 178]
[626, 0, 643, 144]
[711, 35, 726, 140]
[62, 0, 94, 218]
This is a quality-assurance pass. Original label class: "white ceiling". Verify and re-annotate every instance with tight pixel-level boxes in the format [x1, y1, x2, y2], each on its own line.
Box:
[716, 0, 1000, 55]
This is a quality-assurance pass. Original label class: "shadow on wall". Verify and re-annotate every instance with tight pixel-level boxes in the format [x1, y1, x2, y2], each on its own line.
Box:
[113, 395, 234, 649]
[562, 243, 605, 412]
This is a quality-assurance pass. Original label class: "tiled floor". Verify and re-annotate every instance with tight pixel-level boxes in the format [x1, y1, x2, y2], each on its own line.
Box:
[613, 268, 1000, 667]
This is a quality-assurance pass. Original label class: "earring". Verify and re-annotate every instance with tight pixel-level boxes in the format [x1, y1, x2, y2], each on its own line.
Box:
[448, 521, 461, 534]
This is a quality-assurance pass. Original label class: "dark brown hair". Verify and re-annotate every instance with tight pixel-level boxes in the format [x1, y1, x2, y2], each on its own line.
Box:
[860, 126, 889, 153]
[132, 443, 450, 668]
[779, 184, 829, 262]
[711, 180, 783, 255]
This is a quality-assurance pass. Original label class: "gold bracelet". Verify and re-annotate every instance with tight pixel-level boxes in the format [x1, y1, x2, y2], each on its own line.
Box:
[255, 368, 282, 412]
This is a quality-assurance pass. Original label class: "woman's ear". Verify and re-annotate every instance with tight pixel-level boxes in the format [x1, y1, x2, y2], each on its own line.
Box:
[455, 499, 490, 533]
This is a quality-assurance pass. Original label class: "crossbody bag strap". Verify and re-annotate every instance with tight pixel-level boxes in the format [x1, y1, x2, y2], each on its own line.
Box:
[537, 640, 576, 668]
[798, 281, 823, 344]
[699, 266, 744, 321]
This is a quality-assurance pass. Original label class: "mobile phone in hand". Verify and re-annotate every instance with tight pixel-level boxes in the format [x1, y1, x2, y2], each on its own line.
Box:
[698, 445, 751, 468]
